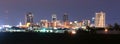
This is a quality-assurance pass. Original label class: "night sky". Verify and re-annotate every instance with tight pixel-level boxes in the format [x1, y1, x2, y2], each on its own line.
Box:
[0, 0, 120, 25]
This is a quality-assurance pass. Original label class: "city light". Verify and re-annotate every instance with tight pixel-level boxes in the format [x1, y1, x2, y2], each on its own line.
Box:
[0, 27, 2, 29]
[95, 11, 105, 28]
[105, 28, 108, 32]
[71, 30, 76, 34]
[0, 11, 108, 34]
[26, 23, 31, 27]
[0, 1, 120, 43]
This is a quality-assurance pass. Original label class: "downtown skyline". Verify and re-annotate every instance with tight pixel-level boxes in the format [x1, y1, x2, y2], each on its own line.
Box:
[0, 0, 120, 25]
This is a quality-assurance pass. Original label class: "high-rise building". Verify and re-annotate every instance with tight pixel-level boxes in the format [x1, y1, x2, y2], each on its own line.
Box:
[52, 14, 57, 22]
[25, 12, 34, 26]
[95, 11, 105, 27]
[63, 13, 70, 28]
[51, 14, 57, 29]
[63, 13, 69, 22]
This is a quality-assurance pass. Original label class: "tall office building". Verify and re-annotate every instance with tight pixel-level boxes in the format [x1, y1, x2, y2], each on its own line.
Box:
[95, 11, 105, 27]
[25, 12, 34, 26]
[63, 13, 69, 22]
[63, 13, 69, 28]
[51, 14, 57, 28]
[52, 14, 57, 22]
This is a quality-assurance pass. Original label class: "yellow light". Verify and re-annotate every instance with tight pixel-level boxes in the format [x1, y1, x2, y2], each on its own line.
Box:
[26, 23, 31, 27]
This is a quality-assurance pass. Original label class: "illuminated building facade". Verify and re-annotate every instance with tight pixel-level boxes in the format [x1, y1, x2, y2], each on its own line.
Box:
[95, 11, 105, 27]
[40, 20, 48, 28]
[82, 20, 90, 26]
[25, 12, 34, 26]
[51, 14, 57, 29]
[78, 21, 83, 27]
[63, 13, 70, 28]
[72, 21, 79, 29]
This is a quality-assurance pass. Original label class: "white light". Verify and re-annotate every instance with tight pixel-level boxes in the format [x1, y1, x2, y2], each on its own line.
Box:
[46, 30, 49, 32]
[50, 30, 53, 32]
[0, 27, 2, 29]
[81, 26, 86, 29]
[2, 25, 12, 28]
[74, 21, 77, 23]
[19, 22, 22, 26]
[92, 17, 95, 20]
[105, 28, 108, 32]
[70, 22, 73, 24]
[71, 30, 76, 34]
[53, 27, 57, 29]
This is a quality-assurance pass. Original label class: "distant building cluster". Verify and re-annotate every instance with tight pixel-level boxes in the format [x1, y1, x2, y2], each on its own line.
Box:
[18, 11, 106, 29]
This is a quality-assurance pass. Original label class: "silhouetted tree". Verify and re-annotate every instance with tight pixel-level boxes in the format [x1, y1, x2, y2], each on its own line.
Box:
[86, 26, 90, 30]
[86, 26, 96, 34]
[113, 23, 120, 30]
[107, 24, 113, 30]
[119, 25, 120, 30]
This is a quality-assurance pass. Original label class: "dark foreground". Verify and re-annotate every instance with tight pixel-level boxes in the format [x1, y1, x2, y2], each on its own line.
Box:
[0, 32, 120, 44]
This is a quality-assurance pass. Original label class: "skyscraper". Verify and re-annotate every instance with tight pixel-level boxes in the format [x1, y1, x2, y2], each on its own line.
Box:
[52, 14, 57, 22]
[25, 12, 34, 26]
[63, 13, 69, 28]
[51, 14, 57, 29]
[63, 13, 69, 22]
[95, 11, 105, 28]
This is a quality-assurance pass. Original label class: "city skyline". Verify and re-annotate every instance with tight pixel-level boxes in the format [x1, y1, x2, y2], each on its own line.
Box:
[0, 0, 120, 25]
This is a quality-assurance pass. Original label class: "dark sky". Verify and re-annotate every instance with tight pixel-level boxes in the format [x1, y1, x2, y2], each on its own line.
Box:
[0, 0, 120, 25]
